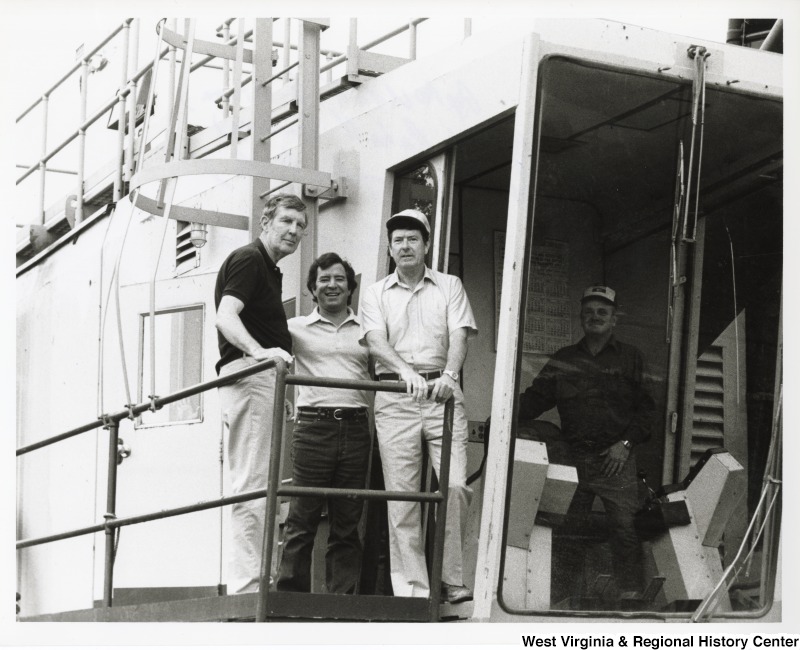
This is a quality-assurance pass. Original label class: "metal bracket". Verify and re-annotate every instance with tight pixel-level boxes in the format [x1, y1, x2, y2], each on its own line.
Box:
[117, 438, 132, 465]
[303, 177, 347, 201]
[687, 45, 710, 60]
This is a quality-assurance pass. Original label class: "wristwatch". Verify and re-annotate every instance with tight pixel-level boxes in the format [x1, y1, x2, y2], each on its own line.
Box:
[621, 439, 633, 450]
[443, 369, 459, 381]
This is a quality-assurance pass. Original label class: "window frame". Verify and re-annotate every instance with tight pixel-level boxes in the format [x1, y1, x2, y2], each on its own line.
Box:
[135, 303, 205, 429]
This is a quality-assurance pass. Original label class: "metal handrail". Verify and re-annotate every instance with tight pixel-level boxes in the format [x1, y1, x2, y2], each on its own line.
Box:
[16, 357, 279, 456]
[319, 18, 428, 75]
[211, 18, 428, 107]
[15, 45, 170, 188]
[17, 18, 430, 228]
[255, 359, 452, 622]
[17, 356, 454, 621]
[16, 19, 134, 123]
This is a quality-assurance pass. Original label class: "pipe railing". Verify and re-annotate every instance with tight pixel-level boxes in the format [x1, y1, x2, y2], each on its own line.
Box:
[18, 18, 435, 229]
[212, 18, 428, 106]
[16, 19, 137, 226]
[16, 19, 134, 123]
[17, 356, 453, 622]
[319, 18, 428, 75]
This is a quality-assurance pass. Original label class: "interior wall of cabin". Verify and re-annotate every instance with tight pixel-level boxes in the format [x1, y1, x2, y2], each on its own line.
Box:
[459, 186, 508, 424]
[457, 185, 673, 484]
[604, 229, 671, 486]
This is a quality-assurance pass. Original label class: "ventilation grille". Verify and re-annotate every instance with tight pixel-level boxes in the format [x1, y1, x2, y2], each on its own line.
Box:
[175, 221, 199, 274]
[690, 346, 725, 465]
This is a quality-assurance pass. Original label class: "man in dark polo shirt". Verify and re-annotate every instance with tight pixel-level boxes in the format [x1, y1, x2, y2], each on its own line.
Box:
[518, 285, 656, 603]
[215, 193, 307, 594]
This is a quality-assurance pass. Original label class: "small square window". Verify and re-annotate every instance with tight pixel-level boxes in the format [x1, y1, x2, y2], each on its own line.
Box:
[137, 305, 204, 427]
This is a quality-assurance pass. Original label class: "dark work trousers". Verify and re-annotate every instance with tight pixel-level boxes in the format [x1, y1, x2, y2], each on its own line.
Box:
[277, 414, 371, 593]
[555, 453, 644, 599]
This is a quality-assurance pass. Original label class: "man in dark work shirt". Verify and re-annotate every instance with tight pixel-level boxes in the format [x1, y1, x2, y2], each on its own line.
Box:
[215, 193, 307, 593]
[518, 285, 655, 602]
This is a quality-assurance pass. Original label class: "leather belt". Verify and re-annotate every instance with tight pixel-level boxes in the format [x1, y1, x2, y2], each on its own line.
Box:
[296, 406, 368, 421]
[377, 371, 442, 381]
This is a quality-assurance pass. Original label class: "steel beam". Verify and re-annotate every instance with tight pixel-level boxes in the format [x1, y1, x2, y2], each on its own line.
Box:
[297, 19, 322, 315]
[250, 19, 274, 241]
[159, 23, 254, 63]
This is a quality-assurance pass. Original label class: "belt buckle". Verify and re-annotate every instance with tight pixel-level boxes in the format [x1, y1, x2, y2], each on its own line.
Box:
[333, 408, 344, 421]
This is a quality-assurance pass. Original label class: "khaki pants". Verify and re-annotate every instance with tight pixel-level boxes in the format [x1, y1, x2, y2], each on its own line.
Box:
[374, 385, 472, 597]
[218, 357, 278, 594]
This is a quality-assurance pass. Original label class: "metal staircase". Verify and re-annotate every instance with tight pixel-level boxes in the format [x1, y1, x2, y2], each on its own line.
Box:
[15, 18, 439, 271]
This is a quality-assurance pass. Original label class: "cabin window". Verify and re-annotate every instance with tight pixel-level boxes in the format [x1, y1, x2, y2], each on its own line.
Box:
[136, 305, 204, 427]
[499, 56, 782, 617]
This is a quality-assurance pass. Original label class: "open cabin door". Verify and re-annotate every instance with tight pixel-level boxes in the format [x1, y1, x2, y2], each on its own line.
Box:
[495, 53, 782, 616]
[391, 151, 456, 274]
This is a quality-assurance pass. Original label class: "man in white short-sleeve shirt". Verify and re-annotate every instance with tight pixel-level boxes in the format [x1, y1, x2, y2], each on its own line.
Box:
[276, 253, 371, 594]
[359, 208, 478, 604]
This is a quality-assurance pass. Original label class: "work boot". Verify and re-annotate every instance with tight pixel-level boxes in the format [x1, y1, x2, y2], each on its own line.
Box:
[441, 582, 473, 604]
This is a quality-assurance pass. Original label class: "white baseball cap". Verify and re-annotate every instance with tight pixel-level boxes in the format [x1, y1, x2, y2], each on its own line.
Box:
[581, 285, 617, 306]
[386, 208, 431, 236]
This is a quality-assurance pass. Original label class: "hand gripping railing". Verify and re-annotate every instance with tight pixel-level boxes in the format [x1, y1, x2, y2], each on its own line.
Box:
[16, 357, 454, 622]
[255, 359, 454, 622]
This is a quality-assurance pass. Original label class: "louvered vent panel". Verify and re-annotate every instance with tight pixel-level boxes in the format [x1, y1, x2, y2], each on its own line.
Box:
[690, 345, 725, 465]
[176, 221, 198, 274]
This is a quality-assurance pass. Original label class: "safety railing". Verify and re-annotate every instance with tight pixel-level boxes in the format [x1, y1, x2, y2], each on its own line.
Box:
[16, 357, 454, 623]
[16, 17, 475, 232]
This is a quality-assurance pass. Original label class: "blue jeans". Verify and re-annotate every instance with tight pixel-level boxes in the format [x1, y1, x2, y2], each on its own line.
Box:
[277, 414, 371, 593]
[556, 453, 644, 596]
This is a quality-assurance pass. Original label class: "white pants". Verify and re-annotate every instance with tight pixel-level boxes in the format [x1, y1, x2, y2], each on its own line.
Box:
[374, 385, 472, 597]
[218, 358, 279, 594]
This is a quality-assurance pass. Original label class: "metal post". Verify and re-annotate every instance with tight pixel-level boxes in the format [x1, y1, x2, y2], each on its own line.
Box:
[282, 18, 292, 85]
[428, 397, 453, 621]
[129, 20, 140, 83]
[297, 20, 321, 315]
[409, 21, 417, 60]
[230, 19, 245, 161]
[103, 421, 120, 607]
[255, 359, 288, 622]
[114, 22, 130, 201]
[125, 19, 139, 182]
[250, 19, 274, 242]
[126, 79, 137, 181]
[75, 60, 89, 225]
[38, 96, 49, 225]
[168, 18, 177, 112]
[675, 219, 705, 480]
[346, 18, 359, 80]
[222, 22, 231, 114]
[464, 19, 472, 38]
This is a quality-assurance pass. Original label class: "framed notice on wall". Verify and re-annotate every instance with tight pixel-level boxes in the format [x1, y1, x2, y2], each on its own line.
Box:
[494, 232, 571, 354]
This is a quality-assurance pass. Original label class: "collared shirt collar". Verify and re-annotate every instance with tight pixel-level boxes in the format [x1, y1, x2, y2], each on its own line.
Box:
[384, 266, 437, 290]
[254, 237, 280, 272]
[578, 333, 620, 355]
[306, 306, 360, 327]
